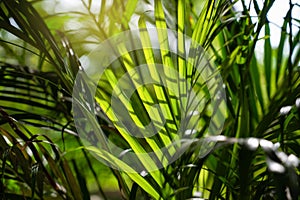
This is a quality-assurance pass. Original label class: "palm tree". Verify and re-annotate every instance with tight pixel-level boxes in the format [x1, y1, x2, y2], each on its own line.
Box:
[0, 0, 299, 199]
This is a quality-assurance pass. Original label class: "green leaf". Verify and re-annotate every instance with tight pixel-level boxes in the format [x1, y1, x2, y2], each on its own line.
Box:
[264, 22, 272, 99]
[86, 146, 160, 199]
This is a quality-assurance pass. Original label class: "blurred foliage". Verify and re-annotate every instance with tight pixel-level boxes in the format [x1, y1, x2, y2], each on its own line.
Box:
[0, 0, 300, 199]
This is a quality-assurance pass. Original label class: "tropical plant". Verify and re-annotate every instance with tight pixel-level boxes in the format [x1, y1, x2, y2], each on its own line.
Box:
[0, 0, 300, 199]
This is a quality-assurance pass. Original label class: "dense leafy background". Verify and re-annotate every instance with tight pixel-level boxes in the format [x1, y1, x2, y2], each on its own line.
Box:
[0, 0, 300, 199]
